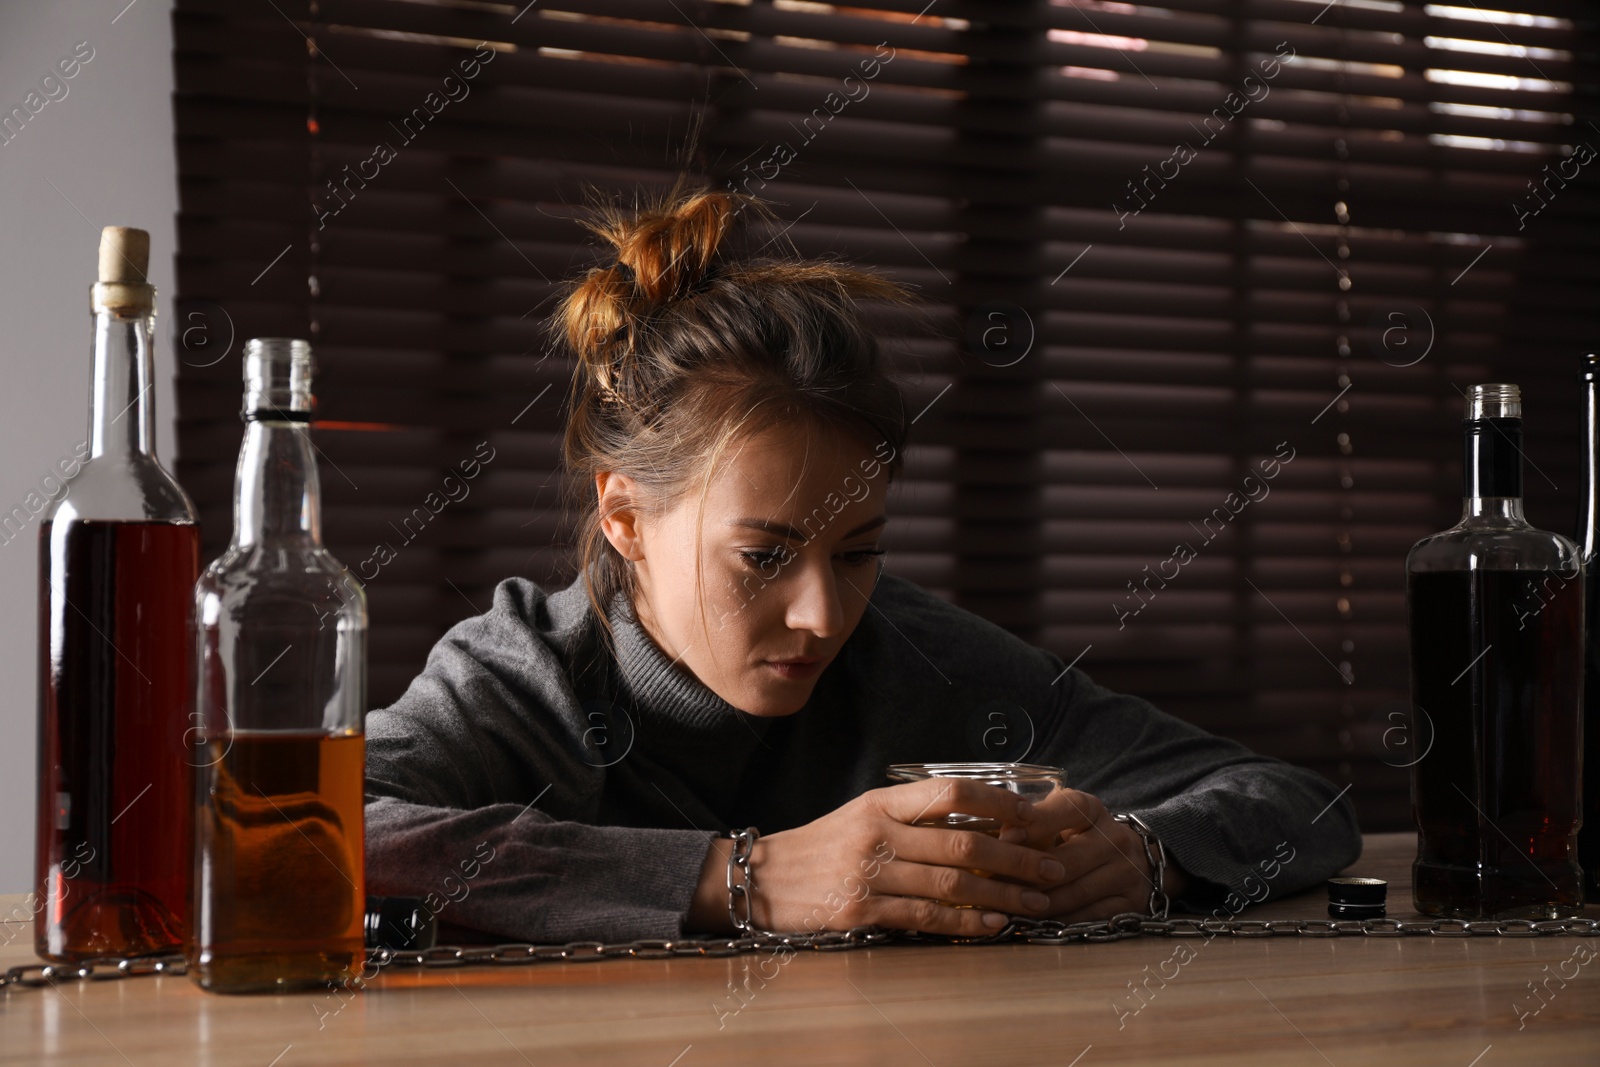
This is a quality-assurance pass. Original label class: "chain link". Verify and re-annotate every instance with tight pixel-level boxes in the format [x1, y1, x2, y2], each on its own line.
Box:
[6, 914, 1596, 993]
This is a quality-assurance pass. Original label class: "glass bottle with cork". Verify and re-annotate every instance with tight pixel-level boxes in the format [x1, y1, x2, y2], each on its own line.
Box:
[36, 226, 201, 962]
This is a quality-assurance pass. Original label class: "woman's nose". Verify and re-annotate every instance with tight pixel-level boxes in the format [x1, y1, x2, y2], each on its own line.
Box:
[785, 558, 845, 638]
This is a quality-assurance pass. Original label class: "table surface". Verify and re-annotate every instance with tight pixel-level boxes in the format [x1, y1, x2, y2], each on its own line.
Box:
[2, 832, 1596, 1066]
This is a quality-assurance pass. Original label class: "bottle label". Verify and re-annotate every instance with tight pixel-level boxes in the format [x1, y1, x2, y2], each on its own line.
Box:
[1464, 417, 1523, 499]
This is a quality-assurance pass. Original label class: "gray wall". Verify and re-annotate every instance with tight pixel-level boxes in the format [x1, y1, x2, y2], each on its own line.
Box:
[0, 0, 179, 893]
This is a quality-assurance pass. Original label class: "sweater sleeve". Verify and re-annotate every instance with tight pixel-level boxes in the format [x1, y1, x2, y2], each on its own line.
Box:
[362, 580, 718, 943]
[1032, 661, 1363, 914]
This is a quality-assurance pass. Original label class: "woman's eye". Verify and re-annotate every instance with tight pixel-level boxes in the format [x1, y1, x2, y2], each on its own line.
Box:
[739, 546, 883, 570]
[740, 547, 793, 570]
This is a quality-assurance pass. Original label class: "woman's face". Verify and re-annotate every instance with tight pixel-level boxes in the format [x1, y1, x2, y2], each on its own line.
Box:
[600, 419, 893, 716]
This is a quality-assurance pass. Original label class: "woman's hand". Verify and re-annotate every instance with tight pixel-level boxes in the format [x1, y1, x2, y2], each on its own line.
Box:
[994, 788, 1190, 921]
[687, 778, 1072, 937]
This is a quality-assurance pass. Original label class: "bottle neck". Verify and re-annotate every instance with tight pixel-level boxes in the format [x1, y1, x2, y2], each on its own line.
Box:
[1460, 417, 1527, 524]
[1463, 496, 1527, 522]
[234, 418, 323, 549]
[1582, 374, 1600, 559]
[88, 309, 156, 460]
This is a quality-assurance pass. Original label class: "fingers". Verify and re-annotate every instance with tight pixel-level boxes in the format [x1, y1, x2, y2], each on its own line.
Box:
[1029, 788, 1107, 838]
[870, 857, 1054, 919]
[1004, 789, 1108, 852]
[889, 823, 1067, 887]
[872, 778, 1037, 832]
[852, 781, 1146, 936]
[863, 893, 1024, 938]
[1021, 819, 1156, 920]
[1048, 817, 1148, 885]
[1037, 856, 1148, 919]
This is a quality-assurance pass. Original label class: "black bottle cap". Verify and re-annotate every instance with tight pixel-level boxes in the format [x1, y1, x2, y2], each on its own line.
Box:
[1329, 901, 1387, 920]
[365, 895, 438, 951]
[1327, 876, 1387, 906]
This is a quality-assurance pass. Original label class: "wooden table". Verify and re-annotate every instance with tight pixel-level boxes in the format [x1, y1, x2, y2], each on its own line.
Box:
[2, 832, 1596, 1066]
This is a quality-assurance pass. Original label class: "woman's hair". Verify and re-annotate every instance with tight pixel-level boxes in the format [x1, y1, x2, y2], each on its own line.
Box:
[552, 175, 922, 655]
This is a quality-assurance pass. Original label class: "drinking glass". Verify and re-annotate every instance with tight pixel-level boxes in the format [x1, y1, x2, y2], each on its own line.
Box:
[887, 762, 1068, 903]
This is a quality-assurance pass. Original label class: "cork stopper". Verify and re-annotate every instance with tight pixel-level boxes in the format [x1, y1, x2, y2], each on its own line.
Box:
[91, 225, 155, 314]
[98, 227, 149, 284]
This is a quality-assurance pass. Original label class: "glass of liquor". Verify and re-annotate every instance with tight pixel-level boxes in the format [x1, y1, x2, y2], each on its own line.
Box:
[36, 227, 201, 962]
[887, 762, 1067, 902]
[1405, 383, 1584, 919]
[189, 338, 368, 993]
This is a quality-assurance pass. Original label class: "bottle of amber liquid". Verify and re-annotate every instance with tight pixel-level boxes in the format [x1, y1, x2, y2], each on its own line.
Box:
[190, 338, 367, 993]
[1575, 353, 1600, 897]
[36, 227, 201, 962]
[1405, 383, 1584, 918]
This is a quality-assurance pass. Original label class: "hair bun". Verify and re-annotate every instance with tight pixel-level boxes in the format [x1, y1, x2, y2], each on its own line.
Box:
[611, 191, 739, 305]
[563, 186, 774, 405]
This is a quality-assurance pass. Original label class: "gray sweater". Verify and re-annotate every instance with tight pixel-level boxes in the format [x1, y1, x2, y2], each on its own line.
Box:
[364, 571, 1362, 943]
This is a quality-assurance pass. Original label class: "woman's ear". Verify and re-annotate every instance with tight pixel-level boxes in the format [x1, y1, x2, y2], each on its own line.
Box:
[596, 471, 645, 561]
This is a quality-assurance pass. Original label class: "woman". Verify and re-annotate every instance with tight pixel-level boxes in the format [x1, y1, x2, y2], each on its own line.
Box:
[363, 184, 1361, 944]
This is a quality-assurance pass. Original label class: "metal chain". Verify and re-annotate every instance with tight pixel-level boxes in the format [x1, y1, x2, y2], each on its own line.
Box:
[6, 914, 1597, 992]
[1111, 812, 1169, 920]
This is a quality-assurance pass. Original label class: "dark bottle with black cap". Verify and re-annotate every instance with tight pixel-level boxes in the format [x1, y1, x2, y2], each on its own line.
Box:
[1405, 384, 1583, 919]
[1576, 354, 1600, 897]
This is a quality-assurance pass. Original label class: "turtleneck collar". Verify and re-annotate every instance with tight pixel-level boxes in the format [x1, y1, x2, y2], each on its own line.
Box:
[604, 590, 777, 753]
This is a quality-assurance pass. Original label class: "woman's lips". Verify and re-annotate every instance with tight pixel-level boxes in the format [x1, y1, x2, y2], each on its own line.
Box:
[764, 657, 823, 680]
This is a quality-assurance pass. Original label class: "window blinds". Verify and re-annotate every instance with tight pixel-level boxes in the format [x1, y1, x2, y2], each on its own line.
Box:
[172, 0, 1600, 830]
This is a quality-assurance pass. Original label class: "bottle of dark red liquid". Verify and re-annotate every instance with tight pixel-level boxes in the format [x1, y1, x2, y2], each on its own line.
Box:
[36, 227, 201, 961]
[1405, 383, 1584, 918]
[1575, 353, 1600, 897]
